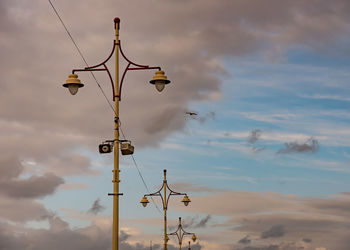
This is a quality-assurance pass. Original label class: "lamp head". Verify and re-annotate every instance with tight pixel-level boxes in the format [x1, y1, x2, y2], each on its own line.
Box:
[192, 234, 197, 242]
[63, 74, 84, 95]
[149, 70, 170, 92]
[140, 196, 149, 207]
[182, 194, 191, 206]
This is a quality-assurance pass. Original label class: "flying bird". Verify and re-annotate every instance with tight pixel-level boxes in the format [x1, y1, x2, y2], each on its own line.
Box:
[185, 111, 198, 116]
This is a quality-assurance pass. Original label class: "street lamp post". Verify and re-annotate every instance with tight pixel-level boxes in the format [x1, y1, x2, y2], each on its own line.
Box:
[62, 18, 170, 250]
[168, 217, 197, 250]
[140, 169, 191, 250]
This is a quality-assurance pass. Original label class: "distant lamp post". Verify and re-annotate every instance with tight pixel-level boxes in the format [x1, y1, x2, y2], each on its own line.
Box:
[62, 17, 170, 250]
[168, 217, 197, 250]
[141, 169, 191, 250]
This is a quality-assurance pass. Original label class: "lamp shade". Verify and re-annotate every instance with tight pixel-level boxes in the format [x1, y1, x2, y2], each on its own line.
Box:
[63, 74, 84, 95]
[140, 196, 149, 207]
[149, 70, 170, 92]
[182, 195, 191, 206]
[192, 234, 197, 242]
[155, 82, 165, 92]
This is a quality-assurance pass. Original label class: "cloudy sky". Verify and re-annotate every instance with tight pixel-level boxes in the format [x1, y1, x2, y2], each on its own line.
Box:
[1, 0, 350, 249]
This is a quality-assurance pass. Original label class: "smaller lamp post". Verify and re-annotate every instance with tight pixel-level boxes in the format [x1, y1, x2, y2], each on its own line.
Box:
[168, 217, 197, 250]
[141, 169, 191, 250]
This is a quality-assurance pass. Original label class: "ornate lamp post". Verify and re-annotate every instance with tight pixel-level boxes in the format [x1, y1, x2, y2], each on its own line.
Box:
[62, 18, 170, 250]
[168, 217, 197, 250]
[140, 169, 191, 250]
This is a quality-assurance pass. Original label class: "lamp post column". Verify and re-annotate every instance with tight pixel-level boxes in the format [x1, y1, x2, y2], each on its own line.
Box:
[113, 17, 120, 250]
[164, 170, 168, 250]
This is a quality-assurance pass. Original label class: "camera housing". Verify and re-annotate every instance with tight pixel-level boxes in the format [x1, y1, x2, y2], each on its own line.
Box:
[121, 142, 134, 155]
[99, 143, 113, 154]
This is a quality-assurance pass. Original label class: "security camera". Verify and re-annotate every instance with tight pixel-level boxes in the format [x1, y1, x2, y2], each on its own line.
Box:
[99, 143, 113, 154]
[121, 141, 134, 155]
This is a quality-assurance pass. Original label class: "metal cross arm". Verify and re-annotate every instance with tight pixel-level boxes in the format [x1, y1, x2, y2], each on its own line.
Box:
[69, 39, 165, 101]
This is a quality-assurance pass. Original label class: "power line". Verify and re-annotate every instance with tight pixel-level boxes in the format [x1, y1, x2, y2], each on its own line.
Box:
[120, 126, 162, 214]
[48, 0, 115, 113]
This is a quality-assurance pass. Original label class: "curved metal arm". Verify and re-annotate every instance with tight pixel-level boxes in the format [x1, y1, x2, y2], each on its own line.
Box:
[118, 40, 153, 68]
[86, 41, 116, 69]
[145, 184, 187, 210]
[117, 40, 161, 100]
[72, 41, 117, 100]
[145, 184, 166, 210]
[71, 39, 162, 102]
[144, 171, 187, 210]
[168, 217, 195, 245]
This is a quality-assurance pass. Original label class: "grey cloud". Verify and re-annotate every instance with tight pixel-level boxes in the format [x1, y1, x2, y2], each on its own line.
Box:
[0, 173, 64, 199]
[252, 147, 265, 153]
[119, 231, 157, 250]
[0, 154, 64, 199]
[248, 129, 262, 144]
[237, 245, 279, 250]
[48, 216, 70, 233]
[169, 215, 211, 231]
[195, 215, 211, 228]
[0, 0, 348, 167]
[247, 129, 265, 153]
[236, 240, 315, 250]
[0, 155, 23, 180]
[182, 190, 350, 250]
[144, 106, 186, 135]
[88, 198, 105, 215]
[238, 235, 251, 244]
[45, 154, 100, 176]
[207, 111, 216, 120]
[0, 197, 51, 222]
[0, 223, 27, 250]
[0, 220, 106, 250]
[302, 238, 312, 243]
[0, 155, 62, 222]
[306, 197, 350, 217]
[17, 221, 111, 250]
[0, 156, 56, 224]
[235, 214, 350, 250]
[261, 224, 285, 239]
[185, 215, 212, 229]
[190, 111, 216, 124]
[277, 137, 319, 154]
[0, 221, 201, 250]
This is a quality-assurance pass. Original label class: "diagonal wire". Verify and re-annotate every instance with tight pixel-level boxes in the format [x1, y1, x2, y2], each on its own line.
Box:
[48, 0, 115, 113]
[119, 126, 162, 214]
[48, 0, 161, 215]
